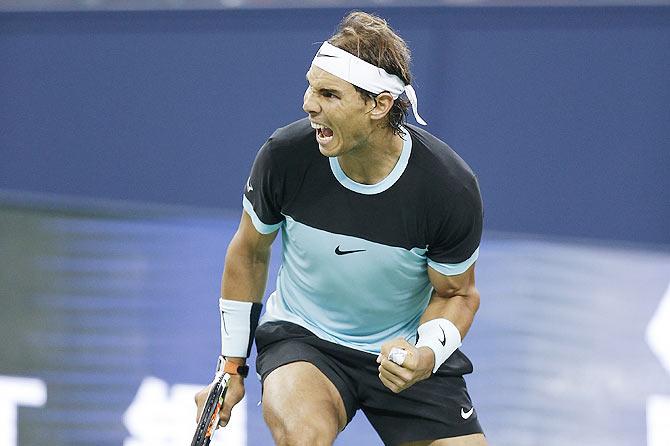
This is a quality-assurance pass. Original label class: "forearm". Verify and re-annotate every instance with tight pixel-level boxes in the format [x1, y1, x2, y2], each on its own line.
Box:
[220, 231, 272, 304]
[420, 287, 480, 340]
[412, 265, 481, 373]
[378, 286, 482, 386]
[218, 223, 274, 363]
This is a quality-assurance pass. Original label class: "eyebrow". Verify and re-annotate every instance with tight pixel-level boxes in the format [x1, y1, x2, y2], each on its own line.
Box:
[305, 74, 343, 95]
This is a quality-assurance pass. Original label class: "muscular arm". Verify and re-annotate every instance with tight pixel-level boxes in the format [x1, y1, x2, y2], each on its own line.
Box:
[410, 264, 480, 373]
[221, 211, 278, 305]
[378, 264, 480, 392]
[423, 264, 480, 340]
[221, 210, 278, 366]
[195, 210, 278, 427]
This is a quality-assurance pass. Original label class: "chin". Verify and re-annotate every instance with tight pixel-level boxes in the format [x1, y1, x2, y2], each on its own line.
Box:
[318, 143, 340, 157]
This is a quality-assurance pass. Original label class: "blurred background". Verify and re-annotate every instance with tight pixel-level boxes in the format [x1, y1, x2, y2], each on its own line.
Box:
[1, 1, 669, 445]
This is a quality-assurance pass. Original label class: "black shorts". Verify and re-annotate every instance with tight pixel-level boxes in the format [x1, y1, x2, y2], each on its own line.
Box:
[255, 321, 484, 446]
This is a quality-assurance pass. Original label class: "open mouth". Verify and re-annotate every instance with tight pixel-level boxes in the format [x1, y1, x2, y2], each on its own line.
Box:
[311, 122, 334, 145]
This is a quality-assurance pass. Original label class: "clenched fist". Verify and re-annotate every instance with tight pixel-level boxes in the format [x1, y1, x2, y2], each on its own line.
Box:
[376, 338, 434, 393]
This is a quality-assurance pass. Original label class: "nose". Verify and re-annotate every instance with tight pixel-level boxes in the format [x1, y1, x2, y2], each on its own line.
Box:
[302, 88, 319, 115]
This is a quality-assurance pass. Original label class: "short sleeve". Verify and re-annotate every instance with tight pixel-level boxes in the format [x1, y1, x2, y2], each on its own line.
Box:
[426, 179, 483, 276]
[242, 139, 285, 234]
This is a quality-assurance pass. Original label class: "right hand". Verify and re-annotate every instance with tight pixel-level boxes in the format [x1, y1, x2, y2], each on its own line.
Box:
[194, 375, 245, 428]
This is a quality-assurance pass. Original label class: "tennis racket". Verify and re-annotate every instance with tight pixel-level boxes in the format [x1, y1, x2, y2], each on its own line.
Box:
[191, 357, 231, 446]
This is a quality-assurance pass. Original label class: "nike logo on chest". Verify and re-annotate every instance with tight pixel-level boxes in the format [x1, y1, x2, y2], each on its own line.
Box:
[334, 245, 366, 255]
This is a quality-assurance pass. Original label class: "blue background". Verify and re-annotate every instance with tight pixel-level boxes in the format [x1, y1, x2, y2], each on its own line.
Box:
[2, 199, 668, 445]
[1, 4, 670, 446]
[1, 6, 668, 245]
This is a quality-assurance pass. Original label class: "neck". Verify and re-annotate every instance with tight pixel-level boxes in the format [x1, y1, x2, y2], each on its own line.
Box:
[338, 127, 404, 185]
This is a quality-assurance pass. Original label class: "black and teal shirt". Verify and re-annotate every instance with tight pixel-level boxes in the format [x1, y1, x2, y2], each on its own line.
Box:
[243, 118, 482, 354]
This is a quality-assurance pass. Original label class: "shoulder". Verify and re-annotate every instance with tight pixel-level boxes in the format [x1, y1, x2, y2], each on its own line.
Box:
[406, 124, 480, 198]
[261, 118, 316, 159]
[406, 125, 477, 185]
[251, 118, 318, 178]
[407, 127, 483, 261]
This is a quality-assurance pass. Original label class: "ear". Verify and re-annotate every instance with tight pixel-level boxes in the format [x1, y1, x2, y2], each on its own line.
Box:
[368, 92, 395, 122]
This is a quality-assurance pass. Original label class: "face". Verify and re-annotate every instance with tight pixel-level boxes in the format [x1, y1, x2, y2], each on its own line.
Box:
[303, 66, 375, 157]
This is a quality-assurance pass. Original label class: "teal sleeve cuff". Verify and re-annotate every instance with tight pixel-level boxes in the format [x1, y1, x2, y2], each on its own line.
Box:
[242, 196, 283, 234]
[427, 247, 479, 276]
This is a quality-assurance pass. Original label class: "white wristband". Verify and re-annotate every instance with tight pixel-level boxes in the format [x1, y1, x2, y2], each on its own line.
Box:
[219, 298, 262, 358]
[414, 318, 462, 373]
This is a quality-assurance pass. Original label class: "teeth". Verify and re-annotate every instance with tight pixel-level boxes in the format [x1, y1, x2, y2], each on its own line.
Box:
[310, 122, 327, 130]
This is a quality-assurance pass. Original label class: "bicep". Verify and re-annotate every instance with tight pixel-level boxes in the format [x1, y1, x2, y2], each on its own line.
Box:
[230, 210, 279, 257]
[428, 263, 477, 299]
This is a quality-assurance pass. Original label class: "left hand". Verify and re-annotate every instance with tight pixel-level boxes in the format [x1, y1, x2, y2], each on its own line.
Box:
[377, 338, 434, 393]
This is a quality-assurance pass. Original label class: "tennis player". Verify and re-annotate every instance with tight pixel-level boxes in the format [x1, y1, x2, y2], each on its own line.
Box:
[195, 11, 487, 446]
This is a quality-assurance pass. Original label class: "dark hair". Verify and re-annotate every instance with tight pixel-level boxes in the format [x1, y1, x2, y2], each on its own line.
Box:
[328, 11, 412, 136]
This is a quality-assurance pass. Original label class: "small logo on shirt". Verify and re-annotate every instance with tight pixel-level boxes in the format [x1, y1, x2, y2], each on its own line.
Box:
[461, 407, 474, 419]
[334, 245, 366, 255]
[439, 326, 446, 346]
[246, 177, 254, 193]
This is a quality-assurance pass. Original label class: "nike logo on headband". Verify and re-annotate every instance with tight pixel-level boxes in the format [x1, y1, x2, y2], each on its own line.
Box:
[316, 51, 337, 58]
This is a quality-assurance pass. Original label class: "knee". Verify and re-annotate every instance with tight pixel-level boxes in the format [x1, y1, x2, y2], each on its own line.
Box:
[271, 424, 334, 446]
[263, 405, 338, 446]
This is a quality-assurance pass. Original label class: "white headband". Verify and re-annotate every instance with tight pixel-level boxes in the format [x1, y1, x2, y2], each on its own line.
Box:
[311, 41, 427, 126]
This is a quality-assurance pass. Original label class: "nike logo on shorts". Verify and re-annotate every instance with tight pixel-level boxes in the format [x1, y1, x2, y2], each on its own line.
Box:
[461, 407, 474, 419]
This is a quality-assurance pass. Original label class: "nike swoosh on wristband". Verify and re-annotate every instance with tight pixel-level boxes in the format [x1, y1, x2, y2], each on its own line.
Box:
[335, 246, 366, 255]
[461, 407, 474, 419]
[221, 311, 228, 335]
[439, 326, 446, 346]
